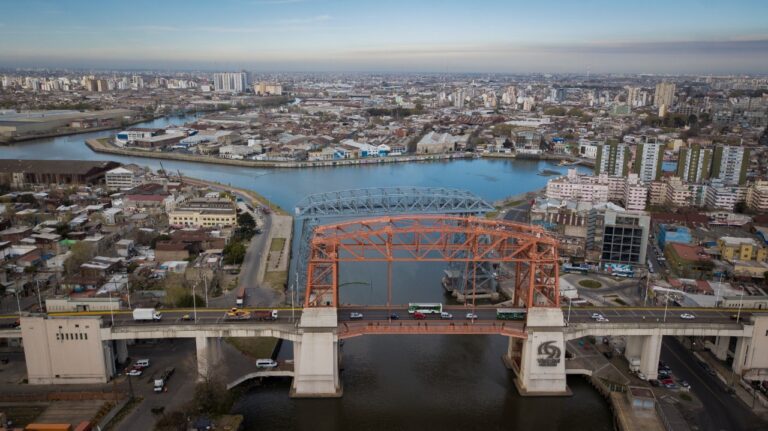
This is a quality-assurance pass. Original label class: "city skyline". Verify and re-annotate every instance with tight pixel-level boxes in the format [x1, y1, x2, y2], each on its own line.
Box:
[1, 0, 768, 73]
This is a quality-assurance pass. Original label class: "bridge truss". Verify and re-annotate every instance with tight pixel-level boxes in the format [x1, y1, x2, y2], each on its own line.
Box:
[305, 215, 560, 309]
[292, 187, 495, 296]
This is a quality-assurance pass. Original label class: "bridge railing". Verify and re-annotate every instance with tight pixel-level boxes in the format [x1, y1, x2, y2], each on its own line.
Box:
[337, 321, 526, 338]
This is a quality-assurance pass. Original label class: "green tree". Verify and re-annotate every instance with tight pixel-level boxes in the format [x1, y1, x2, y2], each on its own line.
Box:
[237, 212, 255, 230]
[223, 241, 247, 265]
[544, 106, 567, 116]
[64, 241, 93, 275]
[191, 380, 234, 415]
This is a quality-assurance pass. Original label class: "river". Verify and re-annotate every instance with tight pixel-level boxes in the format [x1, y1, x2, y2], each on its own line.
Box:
[2, 115, 613, 430]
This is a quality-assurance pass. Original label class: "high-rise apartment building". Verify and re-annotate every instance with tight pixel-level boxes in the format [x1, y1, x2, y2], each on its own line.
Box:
[676, 145, 713, 183]
[213, 72, 249, 93]
[633, 141, 664, 182]
[595, 143, 629, 176]
[712, 145, 749, 185]
[654, 82, 676, 108]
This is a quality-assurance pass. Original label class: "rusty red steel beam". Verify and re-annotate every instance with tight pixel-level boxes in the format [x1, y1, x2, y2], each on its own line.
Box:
[306, 215, 560, 308]
[337, 321, 528, 339]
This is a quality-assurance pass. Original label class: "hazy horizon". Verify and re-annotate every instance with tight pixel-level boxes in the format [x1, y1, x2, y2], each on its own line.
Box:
[2, 0, 768, 74]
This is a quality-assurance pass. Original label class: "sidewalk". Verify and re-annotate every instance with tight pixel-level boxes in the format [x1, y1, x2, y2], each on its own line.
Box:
[695, 349, 768, 421]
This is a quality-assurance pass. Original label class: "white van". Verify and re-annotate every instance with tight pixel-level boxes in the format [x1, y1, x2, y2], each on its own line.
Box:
[256, 359, 278, 368]
[135, 359, 150, 368]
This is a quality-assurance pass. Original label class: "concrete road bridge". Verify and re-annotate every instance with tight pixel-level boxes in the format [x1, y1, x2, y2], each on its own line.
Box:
[1, 214, 767, 397]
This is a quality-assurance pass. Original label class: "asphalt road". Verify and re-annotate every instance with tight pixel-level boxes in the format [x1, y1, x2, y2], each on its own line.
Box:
[0, 305, 751, 328]
[660, 337, 767, 431]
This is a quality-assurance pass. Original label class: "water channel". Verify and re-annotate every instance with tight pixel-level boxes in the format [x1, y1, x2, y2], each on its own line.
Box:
[2, 115, 613, 430]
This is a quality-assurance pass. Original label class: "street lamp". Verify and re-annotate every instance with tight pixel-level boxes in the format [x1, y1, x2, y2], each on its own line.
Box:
[566, 296, 572, 325]
[192, 281, 198, 323]
[35, 279, 43, 312]
[735, 286, 746, 324]
[13, 289, 21, 320]
[662, 292, 669, 323]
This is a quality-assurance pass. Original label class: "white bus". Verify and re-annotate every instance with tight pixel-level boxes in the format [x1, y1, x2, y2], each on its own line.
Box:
[407, 303, 443, 314]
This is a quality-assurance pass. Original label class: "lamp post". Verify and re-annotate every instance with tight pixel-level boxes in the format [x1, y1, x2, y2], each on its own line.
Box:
[108, 289, 115, 326]
[13, 289, 21, 320]
[192, 281, 198, 323]
[736, 286, 745, 324]
[35, 279, 43, 312]
[662, 292, 669, 323]
[566, 296, 572, 325]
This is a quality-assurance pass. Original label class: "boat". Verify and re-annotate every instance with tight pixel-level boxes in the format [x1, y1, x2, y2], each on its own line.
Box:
[537, 169, 561, 176]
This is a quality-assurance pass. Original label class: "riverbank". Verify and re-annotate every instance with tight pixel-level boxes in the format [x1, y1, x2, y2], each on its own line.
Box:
[86, 137, 474, 169]
[0, 116, 155, 145]
[181, 175, 288, 216]
[481, 152, 596, 167]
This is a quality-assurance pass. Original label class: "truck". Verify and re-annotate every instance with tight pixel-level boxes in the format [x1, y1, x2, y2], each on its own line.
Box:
[235, 288, 246, 306]
[133, 308, 162, 322]
[225, 307, 252, 320]
[253, 309, 278, 321]
[153, 366, 175, 392]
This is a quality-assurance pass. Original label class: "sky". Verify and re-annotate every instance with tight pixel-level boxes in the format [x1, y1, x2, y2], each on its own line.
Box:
[1, 0, 767, 73]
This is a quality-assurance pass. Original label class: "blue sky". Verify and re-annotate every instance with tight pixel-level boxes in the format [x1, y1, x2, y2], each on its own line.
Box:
[1, 0, 767, 73]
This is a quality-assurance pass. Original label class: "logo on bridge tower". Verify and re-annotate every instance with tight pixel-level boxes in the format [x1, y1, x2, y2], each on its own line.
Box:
[537, 341, 561, 367]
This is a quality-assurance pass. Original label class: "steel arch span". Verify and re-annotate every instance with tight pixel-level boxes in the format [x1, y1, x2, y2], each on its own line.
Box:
[291, 187, 495, 294]
[305, 215, 560, 309]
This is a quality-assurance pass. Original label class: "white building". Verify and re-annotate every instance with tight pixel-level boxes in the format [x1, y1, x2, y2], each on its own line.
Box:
[578, 141, 599, 159]
[213, 72, 249, 93]
[635, 141, 664, 182]
[546, 170, 609, 203]
[747, 181, 768, 212]
[105, 167, 137, 190]
[705, 184, 747, 211]
[623, 174, 648, 211]
[218, 144, 256, 160]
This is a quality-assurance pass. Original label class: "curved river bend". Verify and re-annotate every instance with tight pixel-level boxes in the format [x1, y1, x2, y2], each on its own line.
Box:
[3, 115, 612, 430]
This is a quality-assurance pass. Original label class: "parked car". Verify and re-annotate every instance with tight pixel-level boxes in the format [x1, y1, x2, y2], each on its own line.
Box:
[677, 380, 690, 389]
[350, 312, 363, 320]
[256, 359, 278, 368]
[649, 379, 660, 387]
[127, 368, 143, 377]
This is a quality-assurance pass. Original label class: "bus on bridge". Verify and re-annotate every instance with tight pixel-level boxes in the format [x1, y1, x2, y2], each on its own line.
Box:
[408, 303, 443, 314]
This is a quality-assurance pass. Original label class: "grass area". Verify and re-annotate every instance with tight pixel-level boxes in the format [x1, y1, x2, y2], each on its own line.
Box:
[2, 405, 45, 427]
[679, 393, 693, 402]
[613, 298, 628, 306]
[485, 211, 499, 219]
[578, 279, 602, 289]
[270, 237, 286, 252]
[504, 199, 525, 207]
[225, 337, 278, 359]
[263, 270, 288, 289]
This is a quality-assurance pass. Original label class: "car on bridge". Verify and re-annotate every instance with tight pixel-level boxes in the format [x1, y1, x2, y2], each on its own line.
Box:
[413, 312, 426, 320]
[256, 359, 278, 368]
[350, 312, 363, 320]
[440, 312, 453, 319]
[465, 312, 478, 320]
[389, 313, 399, 320]
[680, 313, 696, 320]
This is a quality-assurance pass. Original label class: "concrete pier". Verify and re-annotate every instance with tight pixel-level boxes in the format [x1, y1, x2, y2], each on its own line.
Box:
[291, 308, 342, 397]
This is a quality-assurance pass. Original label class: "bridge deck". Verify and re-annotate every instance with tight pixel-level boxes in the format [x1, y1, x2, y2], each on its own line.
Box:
[338, 320, 526, 339]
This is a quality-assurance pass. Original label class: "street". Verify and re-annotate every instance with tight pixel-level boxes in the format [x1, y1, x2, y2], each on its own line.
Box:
[660, 337, 767, 431]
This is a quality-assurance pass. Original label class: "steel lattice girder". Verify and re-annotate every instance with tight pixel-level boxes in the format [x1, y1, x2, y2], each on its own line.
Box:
[291, 187, 495, 296]
[294, 187, 495, 218]
[305, 215, 560, 309]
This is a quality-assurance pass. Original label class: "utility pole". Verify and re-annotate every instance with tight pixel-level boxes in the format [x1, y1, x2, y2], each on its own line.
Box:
[35, 279, 43, 312]
[192, 281, 198, 323]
